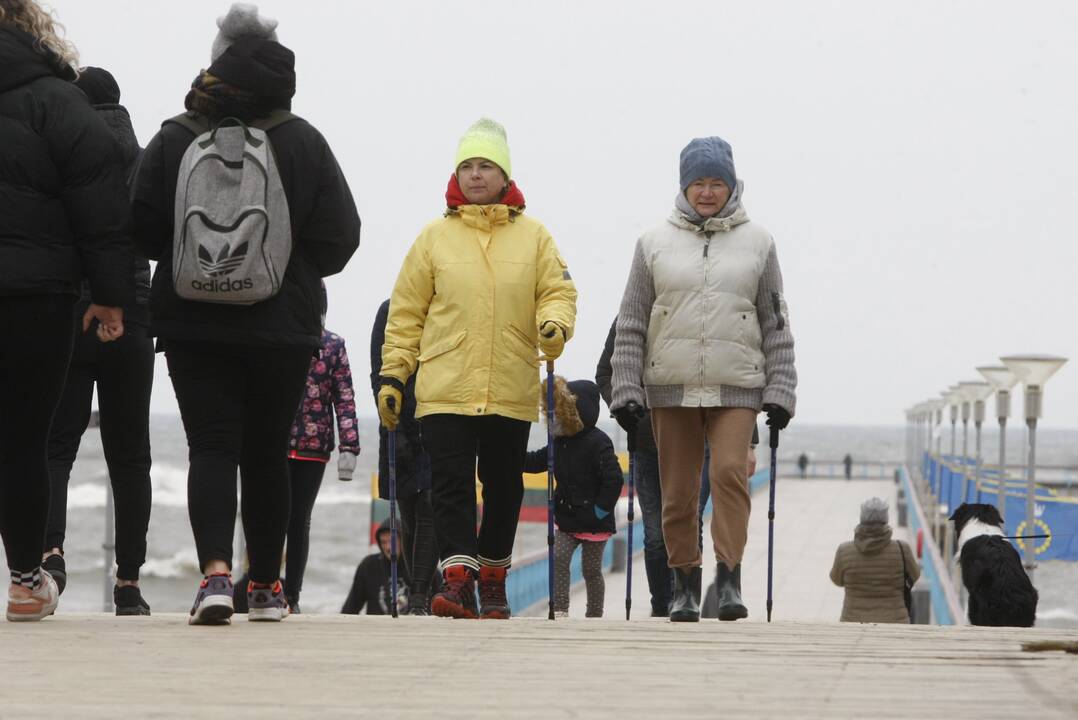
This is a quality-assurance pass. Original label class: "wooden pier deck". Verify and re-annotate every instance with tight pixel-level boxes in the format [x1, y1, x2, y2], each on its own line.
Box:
[1, 613, 1076, 719]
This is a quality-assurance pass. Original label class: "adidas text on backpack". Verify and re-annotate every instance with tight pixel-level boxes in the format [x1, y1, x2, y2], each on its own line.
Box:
[170, 113, 295, 305]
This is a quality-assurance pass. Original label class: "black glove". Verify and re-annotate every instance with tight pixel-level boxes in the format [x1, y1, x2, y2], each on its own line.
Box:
[763, 403, 791, 431]
[614, 402, 645, 434]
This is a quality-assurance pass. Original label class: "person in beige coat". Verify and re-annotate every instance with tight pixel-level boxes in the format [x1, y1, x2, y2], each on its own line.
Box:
[830, 498, 920, 623]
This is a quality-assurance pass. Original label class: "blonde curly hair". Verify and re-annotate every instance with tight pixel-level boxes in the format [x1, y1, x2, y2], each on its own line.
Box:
[0, 0, 79, 70]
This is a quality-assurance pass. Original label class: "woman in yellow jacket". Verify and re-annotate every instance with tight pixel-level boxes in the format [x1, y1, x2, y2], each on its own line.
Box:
[378, 119, 577, 619]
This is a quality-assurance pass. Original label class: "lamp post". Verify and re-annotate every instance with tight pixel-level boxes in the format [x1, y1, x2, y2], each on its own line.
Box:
[959, 381, 993, 505]
[1000, 354, 1068, 583]
[942, 386, 964, 513]
[977, 365, 1018, 524]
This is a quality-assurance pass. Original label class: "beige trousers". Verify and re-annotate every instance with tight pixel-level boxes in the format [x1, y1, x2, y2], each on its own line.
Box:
[650, 406, 757, 569]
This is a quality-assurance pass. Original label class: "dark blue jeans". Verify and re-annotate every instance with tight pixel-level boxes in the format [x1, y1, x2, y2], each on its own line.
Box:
[633, 449, 671, 613]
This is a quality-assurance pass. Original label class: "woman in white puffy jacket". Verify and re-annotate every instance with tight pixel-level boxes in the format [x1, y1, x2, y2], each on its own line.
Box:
[610, 136, 797, 623]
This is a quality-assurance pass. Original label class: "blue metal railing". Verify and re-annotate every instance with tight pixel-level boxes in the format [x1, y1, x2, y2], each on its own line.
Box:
[900, 465, 963, 625]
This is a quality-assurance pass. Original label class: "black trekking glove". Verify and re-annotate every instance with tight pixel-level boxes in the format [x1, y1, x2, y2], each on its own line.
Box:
[614, 402, 645, 434]
[763, 403, 791, 431]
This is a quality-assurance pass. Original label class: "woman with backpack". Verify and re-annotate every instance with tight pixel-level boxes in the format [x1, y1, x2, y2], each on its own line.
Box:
[378, 118, 577, 619]
[131, 8, 359, 625]
[610, 136, 797, 622]
[1, 0, 134, 622]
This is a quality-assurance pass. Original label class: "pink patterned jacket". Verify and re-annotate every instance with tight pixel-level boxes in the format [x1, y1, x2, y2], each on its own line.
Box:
[288, 330, 360, 462]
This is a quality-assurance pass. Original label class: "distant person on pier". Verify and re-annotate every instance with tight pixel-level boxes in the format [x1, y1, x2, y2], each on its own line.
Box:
[131, 4, 360, 625]
[378, 118, 577, 620]
[797, 453, 809, 479]
[284, 283, 360, 614]
[370, 297, 438, 615]
[830, 497, 919, 624]
[2, 0, 135, 622]
[44, 66, 154, 617]
[525, 377, 623, 618]
[843, 454, 853, 481]
[610, 136, 797, 622]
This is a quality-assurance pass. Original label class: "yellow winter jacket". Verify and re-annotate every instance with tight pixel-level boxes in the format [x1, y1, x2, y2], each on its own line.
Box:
[382, 204, 577, 422]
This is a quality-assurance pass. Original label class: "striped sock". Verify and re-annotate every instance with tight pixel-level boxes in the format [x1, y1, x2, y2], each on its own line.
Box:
[11, 568, 42, 589]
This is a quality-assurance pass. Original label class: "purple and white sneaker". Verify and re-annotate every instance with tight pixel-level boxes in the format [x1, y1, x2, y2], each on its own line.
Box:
[189, 574, 234, 626]
[247, 580, 290, 622]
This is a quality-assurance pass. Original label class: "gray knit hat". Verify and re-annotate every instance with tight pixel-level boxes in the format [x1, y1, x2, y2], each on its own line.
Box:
[860, 497, 890, 525]
[679, 136, 737, 192]
[211, 3, 279, 63]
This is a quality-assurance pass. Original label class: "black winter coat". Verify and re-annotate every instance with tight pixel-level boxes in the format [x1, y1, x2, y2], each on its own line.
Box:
[595, 318, 656, 454]
[74, 102, 151, 327]
[525, 380, 624, 534]
[0, 28, 134, 307]
[131, 98, 360, 348]
[370, 299, 430, 497]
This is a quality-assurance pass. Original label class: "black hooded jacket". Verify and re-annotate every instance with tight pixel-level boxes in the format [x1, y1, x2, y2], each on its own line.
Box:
[370, 299, 429, 497]
[525, 380, 624, 534]
[0, 27, 134, 306]
[73, 68, 151, 325]
[130, 40, 360, 348]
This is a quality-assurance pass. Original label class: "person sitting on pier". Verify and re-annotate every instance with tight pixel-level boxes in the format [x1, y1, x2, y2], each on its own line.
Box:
[525, 377, 624, 618]
[830, 497, 919, 624]
[342, 521, 411, 616]
[609, 135, 797, 622]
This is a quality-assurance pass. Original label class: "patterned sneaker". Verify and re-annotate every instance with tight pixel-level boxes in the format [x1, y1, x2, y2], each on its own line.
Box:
[6, 571, 59, 622]
[478, 566, 510, 620]
[189, 574, 234, 626]
[430, 565, 478, 619]
[247, 580, 290, 622]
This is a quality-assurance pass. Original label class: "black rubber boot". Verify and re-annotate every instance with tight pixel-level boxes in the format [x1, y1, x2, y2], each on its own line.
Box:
[669, 566, 701, 622]
[644, 555, 672, 617]
[716, 562, 748, 621]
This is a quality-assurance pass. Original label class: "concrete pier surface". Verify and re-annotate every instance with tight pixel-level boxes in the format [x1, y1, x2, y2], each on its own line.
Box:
[1, 613, 1076, 719]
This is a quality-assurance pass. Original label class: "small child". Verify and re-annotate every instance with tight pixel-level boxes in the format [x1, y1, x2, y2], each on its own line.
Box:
[525, 377, 624, 618]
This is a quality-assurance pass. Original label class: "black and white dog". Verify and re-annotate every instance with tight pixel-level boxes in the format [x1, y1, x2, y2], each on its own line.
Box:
[950, 503, 1038, 627]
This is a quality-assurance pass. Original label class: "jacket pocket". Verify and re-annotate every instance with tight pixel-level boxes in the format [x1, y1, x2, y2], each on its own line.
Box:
[418, 329, 468, 363]
[502, 323, 539, 368]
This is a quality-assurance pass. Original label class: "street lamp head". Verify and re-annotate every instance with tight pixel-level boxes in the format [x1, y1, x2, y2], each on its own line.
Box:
[1000, 355, 1068, 389]
[977, 365, 1018, 391]
[958, 380, 993, 403]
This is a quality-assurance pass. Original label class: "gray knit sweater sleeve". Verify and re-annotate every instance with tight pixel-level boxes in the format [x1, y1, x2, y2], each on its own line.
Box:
[756, 241, 797, 415]
[610, 240, 655, 411]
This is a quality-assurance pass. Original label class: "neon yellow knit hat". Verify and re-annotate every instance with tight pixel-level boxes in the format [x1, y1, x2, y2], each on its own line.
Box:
[455, 118, 511, 178]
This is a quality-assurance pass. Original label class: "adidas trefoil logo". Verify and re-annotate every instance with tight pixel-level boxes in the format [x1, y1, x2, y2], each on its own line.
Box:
[198, 241, 249, 277]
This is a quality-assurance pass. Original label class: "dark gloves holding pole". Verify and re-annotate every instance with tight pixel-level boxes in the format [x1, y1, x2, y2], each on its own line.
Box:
[763, 403, 791, 431]
[614, 401, 645, 435]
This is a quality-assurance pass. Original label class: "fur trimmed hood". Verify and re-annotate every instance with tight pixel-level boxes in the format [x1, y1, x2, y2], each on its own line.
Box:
[541, 377, 600, 438]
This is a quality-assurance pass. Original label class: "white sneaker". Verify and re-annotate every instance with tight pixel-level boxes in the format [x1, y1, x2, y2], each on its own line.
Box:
[554, 610, 569, 619]
[6, 571, 59, 622]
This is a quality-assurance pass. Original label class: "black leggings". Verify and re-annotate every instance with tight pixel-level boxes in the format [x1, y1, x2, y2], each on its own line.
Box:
[420, 414, 530, 570]
[46, 318, 154, 580]
[165, 340, 311, 583]
[0, 295, 75, 573]
[284, 458, 326, 600]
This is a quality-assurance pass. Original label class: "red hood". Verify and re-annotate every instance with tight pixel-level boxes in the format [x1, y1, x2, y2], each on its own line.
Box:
[445, 174, 526, 210]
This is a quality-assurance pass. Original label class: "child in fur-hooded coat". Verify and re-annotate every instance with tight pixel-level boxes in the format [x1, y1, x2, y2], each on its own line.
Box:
[525, 378, 623, 616]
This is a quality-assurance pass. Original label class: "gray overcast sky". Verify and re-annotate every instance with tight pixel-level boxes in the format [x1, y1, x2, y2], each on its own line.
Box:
[51, 0, 1078, 428]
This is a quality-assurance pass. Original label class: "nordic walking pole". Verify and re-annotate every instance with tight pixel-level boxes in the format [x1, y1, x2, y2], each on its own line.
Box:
[625, 426, 637, 621]
[388, 402, 400, 619]
[766, 425, 780, 623]
[546, 360, 556, 621]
